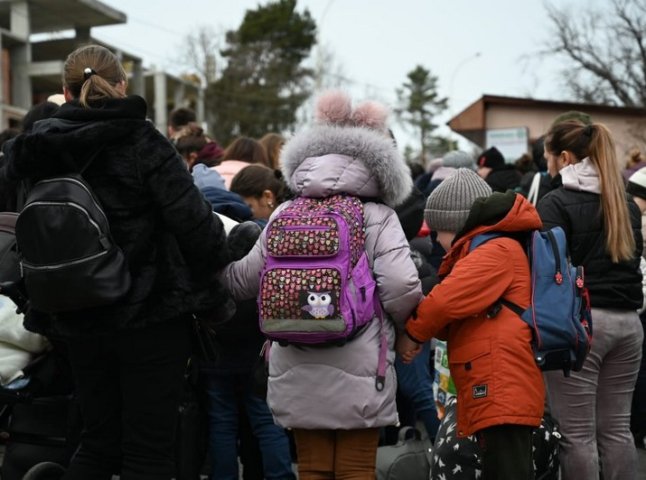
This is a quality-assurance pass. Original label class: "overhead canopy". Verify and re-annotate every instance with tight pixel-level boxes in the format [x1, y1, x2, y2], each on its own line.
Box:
[27, 0, 126, 33]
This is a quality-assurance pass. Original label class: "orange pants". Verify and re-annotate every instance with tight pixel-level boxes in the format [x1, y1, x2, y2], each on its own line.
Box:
[293, 428, 380, 480]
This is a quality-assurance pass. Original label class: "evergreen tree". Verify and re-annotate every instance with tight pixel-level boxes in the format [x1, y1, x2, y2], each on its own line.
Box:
[207, 0, 316, 144]
[396, 65, 448, 161]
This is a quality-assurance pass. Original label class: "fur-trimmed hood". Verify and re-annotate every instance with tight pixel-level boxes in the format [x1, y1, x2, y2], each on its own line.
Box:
[280, 124, 412, 208]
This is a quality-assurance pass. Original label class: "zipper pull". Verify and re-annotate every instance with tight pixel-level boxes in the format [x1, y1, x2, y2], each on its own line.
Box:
[19, 261, 24, 278]
[554, 270, 563, 285]
[575, 266, 584, 292]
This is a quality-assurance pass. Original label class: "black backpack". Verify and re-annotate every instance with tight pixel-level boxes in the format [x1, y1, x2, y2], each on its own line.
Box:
[0, 212, 19, 285]
[15, 155, 131, 313]
[0, 211, 28, 311]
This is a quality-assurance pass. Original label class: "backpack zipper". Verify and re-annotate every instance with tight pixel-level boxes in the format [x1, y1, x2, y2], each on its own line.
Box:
[546, 230, 563, 284]
[21, 249, 109, 272]
[35, 177, 109, 226]
[280, 225, 331, 231]
[21, 201, 103, 235]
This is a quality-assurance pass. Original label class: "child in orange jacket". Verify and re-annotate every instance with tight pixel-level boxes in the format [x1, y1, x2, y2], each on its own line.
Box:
[397, 168, 544, 480]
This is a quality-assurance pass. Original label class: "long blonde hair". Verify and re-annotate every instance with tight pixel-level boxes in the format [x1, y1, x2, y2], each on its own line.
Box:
[545, 121, 635, 263]
[63, 45, 127, 108]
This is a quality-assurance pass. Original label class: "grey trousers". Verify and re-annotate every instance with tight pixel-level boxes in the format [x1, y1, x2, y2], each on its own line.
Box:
[544, 308, 644, 480]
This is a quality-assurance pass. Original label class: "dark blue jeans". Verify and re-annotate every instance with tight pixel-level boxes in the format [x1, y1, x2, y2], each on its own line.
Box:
[204, 373, 294, 480]
[395, 341, 440, 439]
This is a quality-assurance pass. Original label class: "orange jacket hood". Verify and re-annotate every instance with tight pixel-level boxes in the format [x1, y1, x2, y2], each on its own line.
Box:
[439, 191, 542, 277]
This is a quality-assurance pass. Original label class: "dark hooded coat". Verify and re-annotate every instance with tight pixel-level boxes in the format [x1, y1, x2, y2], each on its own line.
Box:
[1, 96, 233, 337]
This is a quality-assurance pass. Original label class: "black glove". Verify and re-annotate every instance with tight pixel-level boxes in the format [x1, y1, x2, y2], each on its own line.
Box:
[228, 221, 262, 260]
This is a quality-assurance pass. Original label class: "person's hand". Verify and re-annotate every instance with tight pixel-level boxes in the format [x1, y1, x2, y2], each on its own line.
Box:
[396, 333, 422, 364]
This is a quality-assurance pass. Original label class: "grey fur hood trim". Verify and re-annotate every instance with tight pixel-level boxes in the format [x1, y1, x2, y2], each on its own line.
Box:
[281, 124, 412, 208]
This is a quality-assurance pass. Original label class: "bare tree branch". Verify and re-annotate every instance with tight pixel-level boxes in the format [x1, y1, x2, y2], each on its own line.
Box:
[176, 25, 225, 87]
[613, 0, 646, 103]
[540, 0, 646, 106]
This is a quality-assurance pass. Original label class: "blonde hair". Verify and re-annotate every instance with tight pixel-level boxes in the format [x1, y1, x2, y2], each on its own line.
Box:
[63, 45, 127, 108]
[545, 121, 635, 263]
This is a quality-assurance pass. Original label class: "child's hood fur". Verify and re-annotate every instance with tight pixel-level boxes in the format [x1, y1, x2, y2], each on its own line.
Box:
[281, 91, 412, 208]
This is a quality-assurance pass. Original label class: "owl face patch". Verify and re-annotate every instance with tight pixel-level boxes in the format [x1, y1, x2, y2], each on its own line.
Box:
[300, 291, 336, 319]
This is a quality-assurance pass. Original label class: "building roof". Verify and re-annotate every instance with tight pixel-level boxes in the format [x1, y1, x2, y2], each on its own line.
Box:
[448, 94, 646, 146]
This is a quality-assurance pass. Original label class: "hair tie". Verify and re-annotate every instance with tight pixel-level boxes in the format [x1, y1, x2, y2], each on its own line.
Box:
[83, 67, 96, 80]
[583, 125, 594, 137]
[274, 169, 283, 180]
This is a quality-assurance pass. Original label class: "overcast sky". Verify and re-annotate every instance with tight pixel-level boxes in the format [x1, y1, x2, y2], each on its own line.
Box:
[91, 0, 600, 150]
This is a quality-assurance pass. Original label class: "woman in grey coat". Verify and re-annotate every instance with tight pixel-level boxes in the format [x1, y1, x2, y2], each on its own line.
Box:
[222, 91, 422, 479]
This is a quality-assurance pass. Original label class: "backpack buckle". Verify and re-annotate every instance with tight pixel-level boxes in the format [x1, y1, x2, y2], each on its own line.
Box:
[486, 302, 502, 319]
[375, 375, 385, 392]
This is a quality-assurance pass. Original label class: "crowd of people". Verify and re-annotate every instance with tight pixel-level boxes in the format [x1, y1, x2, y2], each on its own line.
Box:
[0, 44, 644, 480]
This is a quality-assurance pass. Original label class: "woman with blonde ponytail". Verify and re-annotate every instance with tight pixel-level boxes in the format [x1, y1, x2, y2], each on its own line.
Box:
[2, 45, 232, 479]
[538, 120, 644, 479]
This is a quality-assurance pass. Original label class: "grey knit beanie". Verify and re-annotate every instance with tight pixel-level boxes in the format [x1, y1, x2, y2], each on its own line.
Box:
[424, 168, 492, 232]
[442, 150, 476, 170]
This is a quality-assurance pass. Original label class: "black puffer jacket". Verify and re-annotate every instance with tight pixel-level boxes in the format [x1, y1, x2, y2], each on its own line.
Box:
[2, 96, 233, 337]
[537, 180, 643, 310]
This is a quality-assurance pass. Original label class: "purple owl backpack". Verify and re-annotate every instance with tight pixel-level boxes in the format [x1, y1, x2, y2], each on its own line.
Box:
[259, 194, 387, 388]
[260, 194, 375, 342]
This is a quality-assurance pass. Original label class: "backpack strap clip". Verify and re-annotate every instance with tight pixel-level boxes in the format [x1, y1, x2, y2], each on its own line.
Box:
[486, 302, 502, 319]
[486, 299, 525, 319]
[373, 296, 387, 392]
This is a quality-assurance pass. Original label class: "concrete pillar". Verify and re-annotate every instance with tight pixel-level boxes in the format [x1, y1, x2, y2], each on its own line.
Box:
[154, 70, 167, 134]
[11, 44, 31, 109]
[10, 1, 31, 109]
[131, 59, 144, 97]
[10, 2, 29, 39]
[173, 82, 185, 108]
[197, 87, 205, 129]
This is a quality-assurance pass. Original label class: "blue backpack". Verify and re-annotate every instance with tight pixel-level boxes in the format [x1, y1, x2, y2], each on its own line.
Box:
[470, 227, 592, 376]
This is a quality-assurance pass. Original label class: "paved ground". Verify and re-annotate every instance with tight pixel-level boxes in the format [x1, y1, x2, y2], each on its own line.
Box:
[1, 444, 645, 478]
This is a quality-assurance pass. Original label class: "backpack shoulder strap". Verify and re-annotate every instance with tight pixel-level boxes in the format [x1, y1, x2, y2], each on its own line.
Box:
[499, 298, 525, 317]
[469, 232, 505, 252]
[469, 232, 526, 317]
[527, 172, 542, 205]
[15, 180, 30, 211]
